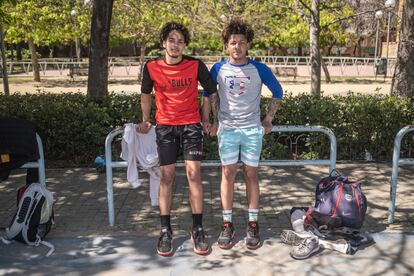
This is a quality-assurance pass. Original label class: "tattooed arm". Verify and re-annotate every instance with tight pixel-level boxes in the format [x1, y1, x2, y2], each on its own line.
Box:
[262, 98, 281, 134]
[209, 93, 219, 136]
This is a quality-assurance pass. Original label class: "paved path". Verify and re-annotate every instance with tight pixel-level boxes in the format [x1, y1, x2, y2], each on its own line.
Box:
[1, 163, 413, 275]
[1, 233, 413, 275]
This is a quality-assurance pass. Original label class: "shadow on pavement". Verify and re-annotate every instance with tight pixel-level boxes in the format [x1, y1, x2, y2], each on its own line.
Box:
[1, 164, 414, 274]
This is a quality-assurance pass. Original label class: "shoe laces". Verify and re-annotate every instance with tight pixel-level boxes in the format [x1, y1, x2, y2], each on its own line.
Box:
[248, 222, 258, 236]
[297, 237, 317, 251]
[193, 227, 206, 243]
[221, 222, 233, 238]
[160, 228, 171, 242]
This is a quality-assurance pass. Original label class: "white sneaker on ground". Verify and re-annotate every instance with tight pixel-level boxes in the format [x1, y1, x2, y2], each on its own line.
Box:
[290, 237, 320, 260]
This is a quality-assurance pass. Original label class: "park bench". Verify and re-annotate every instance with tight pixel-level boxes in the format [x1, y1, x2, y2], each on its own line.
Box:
[68, 65, 88, 78]
[272, 66, 298, 79]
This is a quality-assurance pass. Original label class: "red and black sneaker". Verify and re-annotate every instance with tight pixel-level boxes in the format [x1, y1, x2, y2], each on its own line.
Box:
[191, 226, 210, 255]
[217, 222, 235, 249]
[245, 221, 260, 249]
[157, 227, 173, 256]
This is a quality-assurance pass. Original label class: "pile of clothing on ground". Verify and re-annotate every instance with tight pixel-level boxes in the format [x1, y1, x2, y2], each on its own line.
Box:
[281, 207, 375, 260]
[281, 173, 375, 260]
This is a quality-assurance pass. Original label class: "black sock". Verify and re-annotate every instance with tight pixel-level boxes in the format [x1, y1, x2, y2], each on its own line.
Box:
[192, 213, 203, 229]
[160, 215, 171, 232]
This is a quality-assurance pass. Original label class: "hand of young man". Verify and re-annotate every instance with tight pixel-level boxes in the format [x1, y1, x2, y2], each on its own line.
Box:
[209, 122, 218, 136]
[136, 121, 152, 133]
[202, 120, 211, 134]
[262, 116, 273, 135]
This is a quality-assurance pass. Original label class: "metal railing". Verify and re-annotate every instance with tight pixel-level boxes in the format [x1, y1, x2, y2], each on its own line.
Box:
[3, 56, 396, 77]
[20, 134, 46, 186]
[104, 125, 336, 226]
[388, 125, 414, 223]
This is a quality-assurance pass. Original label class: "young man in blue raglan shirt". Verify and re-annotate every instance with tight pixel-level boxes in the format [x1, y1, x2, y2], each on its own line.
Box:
[202, 20, 283, 250]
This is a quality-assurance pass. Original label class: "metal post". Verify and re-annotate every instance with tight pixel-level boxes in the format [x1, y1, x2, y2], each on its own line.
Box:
[21, 133, 46, 187]
[36, 134, 46, 186]
[105, 129, 121, 226]
[388, 126, 414, 223]
[374, 17, 381, 79]
[383, 0, 396, 80]
[384, 10, 392, 80]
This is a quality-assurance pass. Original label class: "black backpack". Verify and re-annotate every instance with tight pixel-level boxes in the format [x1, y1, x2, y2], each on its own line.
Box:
[1, 182, 55, 256]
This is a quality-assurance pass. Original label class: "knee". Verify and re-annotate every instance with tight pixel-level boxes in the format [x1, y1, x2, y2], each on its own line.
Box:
[222, 166, 237, 180]
[243, 166, 258, 181]
[160, 171, 175, 185]
[186, 168, 200, 183]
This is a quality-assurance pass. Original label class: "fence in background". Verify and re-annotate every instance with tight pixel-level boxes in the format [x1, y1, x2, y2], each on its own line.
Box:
[2, 56, 396, 78]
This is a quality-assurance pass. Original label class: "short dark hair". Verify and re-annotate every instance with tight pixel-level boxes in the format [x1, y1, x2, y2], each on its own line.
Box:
[160, 21, 191, 45]
[222, 20, 254, 44]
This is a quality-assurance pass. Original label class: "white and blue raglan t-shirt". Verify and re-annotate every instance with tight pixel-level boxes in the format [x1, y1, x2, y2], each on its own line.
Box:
[203, 59, 283, 129]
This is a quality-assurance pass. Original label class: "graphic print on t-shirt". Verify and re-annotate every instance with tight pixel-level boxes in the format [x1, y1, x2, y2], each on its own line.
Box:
[171, 77, 193, 89]
[225, 75, 251, 96]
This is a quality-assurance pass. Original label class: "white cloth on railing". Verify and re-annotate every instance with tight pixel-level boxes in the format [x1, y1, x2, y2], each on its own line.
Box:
[121, 123, 160, 206]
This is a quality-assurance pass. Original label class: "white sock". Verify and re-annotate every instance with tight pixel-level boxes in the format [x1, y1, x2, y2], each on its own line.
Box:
[248, 209, 259, 222]
[223, 210, 233, 223]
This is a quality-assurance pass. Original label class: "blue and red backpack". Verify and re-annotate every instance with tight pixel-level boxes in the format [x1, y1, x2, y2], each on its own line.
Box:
[309, 172, 368, 229]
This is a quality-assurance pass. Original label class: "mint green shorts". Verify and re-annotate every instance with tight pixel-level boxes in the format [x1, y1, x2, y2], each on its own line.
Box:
[218, 125, 264, 167]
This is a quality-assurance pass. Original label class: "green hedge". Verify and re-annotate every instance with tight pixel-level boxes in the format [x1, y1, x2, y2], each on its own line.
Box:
[0, 92, 413, 166]
[269, 93, 414, 161]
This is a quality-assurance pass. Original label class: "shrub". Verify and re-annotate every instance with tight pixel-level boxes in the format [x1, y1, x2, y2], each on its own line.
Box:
[0, 92, 413, 166]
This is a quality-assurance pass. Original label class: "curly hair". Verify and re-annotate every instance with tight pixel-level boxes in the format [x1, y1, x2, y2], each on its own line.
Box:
[160, 21, 191, 45]
[222, 20, 254, 44]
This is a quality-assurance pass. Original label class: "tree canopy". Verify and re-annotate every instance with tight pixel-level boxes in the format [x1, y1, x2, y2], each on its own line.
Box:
[1, 0, 363, 56]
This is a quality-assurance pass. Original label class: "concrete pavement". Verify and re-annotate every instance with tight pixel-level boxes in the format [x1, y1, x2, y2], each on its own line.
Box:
[1, 233, 414, 275]
[1, 163, 414, 275]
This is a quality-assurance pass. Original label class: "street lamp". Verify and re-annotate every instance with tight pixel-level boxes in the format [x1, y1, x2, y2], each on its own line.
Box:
[374, 10, 383, 61]
[384, 0, 395, 79]
[71, 9, 81, 63]
[374, 10, 383, 79]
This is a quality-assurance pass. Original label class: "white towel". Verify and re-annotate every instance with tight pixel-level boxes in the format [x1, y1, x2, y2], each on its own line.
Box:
[121, 123, 160, 206]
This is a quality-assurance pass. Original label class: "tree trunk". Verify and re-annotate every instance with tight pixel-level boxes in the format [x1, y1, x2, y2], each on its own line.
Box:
[321, 58, 331, 83]
[354, 38, 363, 57]
[391, 0, 414, 97]
[10, 45, 14, 61]
[87, 0, 114, 98]
[0, 27, 10, 96]
[310, 0, 321, 96]
[28, 37, 40, 82]
[133, 40, 138, 56]
[75, 37, 81, 62]
[321, 45, 332, 83]
[137, 44, 146, 83]
[16, 42, 22, 60]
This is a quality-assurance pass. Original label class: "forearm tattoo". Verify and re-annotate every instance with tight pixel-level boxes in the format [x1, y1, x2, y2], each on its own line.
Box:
[210, 93, 219, 122]
[267, 98, 281, 118]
